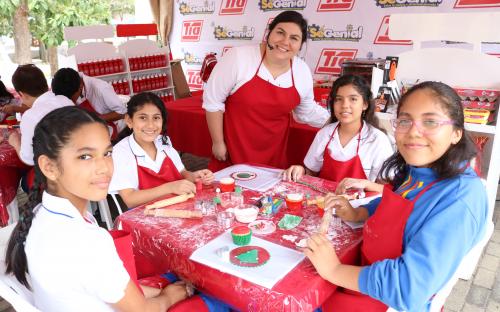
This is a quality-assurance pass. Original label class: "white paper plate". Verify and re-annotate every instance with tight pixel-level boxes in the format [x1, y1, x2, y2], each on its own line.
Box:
[248, 220, 276, 235]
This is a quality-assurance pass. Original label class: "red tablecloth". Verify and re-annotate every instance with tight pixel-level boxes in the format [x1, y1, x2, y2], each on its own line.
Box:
[118, 175, 362, 311]
[0, 131, 30, 226]
[164, 95, 321, 167]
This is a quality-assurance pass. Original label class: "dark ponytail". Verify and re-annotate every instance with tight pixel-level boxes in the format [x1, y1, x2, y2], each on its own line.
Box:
[5, 106, 107, 288]
[115, 92, 169, 145]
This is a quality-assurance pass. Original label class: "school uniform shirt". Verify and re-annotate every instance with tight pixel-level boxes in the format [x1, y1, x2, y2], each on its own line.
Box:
[303, 121, 393, 181]
[25, 192, 130, 312]
[77, 73, 127, 115]
[109, 134, 185, 194]
[359, 166, 488, 311]
[202, 44, 329, 128]
[19, 91, 74, 165]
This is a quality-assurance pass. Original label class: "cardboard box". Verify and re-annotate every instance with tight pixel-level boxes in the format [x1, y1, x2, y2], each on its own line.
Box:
[171, 60, 191, 99]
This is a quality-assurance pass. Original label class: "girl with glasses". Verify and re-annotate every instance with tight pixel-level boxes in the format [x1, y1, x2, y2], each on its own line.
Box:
[304, 81, 488, 311]
[283, 74, 393, 188]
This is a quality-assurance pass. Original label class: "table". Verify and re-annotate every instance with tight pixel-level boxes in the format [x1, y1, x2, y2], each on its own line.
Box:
[118, 174, 362, 311]
[0, 129, 30, 226]
[164, 95, 322, 167]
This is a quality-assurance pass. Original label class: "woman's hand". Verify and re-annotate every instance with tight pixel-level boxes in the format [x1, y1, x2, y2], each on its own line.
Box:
[166, 179, 196, 195]
[303, 233, 339, 280]
[161, 281, 189, 307]
[212, 141, 227, 161]
[193, 169, 214, 185]
[324, 193, 357, 222]
[282, 165, 305, 182]
[335, 178, 369, 195]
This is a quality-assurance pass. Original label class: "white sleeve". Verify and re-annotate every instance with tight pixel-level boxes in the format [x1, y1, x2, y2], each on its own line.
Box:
[166, 138, 186, 173]
[292, 60, 330, 128]
[202, 47, 240, 112]
[81, 229, 130, 304]
[367, 130, 394, 181]
[19, 112, 35, 166]
[88, 76, 126, 114]
[303, 125, 334, 172]
[109, 141, 138, 193]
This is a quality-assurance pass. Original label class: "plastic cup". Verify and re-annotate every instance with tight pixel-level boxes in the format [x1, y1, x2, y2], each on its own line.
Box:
[286, 193, 304, 211]
[220, 177, 235, 193]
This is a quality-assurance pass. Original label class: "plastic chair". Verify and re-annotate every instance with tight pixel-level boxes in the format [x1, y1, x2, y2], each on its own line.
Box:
[0, 224, 41, 312]
[93, 194, 126, 230]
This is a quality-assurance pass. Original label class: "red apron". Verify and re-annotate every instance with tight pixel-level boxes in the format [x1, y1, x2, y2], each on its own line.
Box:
[208, 51, 301, 171]
[135, 151, 183, 190]
[78, 99, 118, 140]
[323, 180, 439, 311]
[318, 123, 367, 182]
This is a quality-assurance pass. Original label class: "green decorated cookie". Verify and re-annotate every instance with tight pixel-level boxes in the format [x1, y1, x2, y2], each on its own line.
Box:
[231, 226, 252, 246]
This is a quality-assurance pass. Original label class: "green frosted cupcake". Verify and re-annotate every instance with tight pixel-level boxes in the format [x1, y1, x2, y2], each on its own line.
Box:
[231, 226, 252, 246]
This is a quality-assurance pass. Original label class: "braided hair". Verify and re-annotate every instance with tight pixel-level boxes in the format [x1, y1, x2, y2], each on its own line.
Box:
[5, 106, 107, 288]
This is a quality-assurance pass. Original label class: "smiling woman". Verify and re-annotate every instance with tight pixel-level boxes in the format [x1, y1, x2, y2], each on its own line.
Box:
[203, 11, 330, 171]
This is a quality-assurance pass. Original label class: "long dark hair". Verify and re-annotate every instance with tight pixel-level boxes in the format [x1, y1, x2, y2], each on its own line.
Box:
[0, 80, 14, 101]
[328, 74, 381, 131]
[5, 106, 108, 288]
[267, 11, 308, 48]
[379, 81, 477, 188]
[116, 92, 169, 145]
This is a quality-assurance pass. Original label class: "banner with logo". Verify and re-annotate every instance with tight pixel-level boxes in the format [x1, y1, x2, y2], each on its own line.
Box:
[169, 0, 500, 90]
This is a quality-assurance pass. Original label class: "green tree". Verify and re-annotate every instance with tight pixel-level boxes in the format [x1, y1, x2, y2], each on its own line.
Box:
[109, 0, 134, 22]
[1, 0, 31, 64]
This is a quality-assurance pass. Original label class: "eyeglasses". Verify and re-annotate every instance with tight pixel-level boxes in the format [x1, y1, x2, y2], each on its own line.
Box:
[391, 118, 455, 135]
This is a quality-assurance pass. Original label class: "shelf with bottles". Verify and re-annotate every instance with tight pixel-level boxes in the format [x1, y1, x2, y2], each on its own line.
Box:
[129, 53, 169, 72]
[77, 58, 126, 77]
[131, 73, 172, 94]
[151, 89, 175, 102]
[108, 79, 130, 96]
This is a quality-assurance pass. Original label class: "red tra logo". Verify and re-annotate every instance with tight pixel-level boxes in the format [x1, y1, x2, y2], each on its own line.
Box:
[187, 69, 203, 90]
[454, 0, 500, 8]
[374, 15, 412, 45]
[181, 20, 203, 42]
[315, 48, 357, 76]
[317, 0, 355, 11]
[219, 0, 247, 15]
[222, 46, 233, 56]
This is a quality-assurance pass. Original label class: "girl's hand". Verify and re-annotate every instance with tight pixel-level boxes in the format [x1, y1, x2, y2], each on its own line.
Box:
[161, 281, 189, 307]
[193, 169, 214, 185]
[282, 165, 305, 182]
[7, 131, 21, 150]
[167, 179, 196, 195]
[303, 233, 339, 280]
[324, 193, 357, 222]
[335, 178, 368, 195]
[212, 142, 227, 161]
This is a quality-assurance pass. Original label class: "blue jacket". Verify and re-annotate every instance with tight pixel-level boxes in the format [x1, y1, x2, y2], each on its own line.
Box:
[358, 166, 488, 311]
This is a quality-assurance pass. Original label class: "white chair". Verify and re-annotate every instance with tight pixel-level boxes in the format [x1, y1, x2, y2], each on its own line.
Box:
[0, 224, 41, 312]
[93, 194, 125, 230]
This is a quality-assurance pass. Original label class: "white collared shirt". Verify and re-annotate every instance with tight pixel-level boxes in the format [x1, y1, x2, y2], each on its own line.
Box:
[19, 91, 74, 165]
[109, 134, 185, 194]
[202, 44, 329, 128]
[77, 73, 127, 115]
[304, 121, 394, 181]
[25, 192, 130, 312]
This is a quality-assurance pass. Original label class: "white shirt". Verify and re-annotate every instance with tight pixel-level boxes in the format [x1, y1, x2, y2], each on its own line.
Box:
[304, 121, 394, 181]
[109, 134, 185, 194]
[202, 44, 329, 128]
[25, 192, 130, 312]
[77, 73, 127, 115]
[19, 91, 74, 165]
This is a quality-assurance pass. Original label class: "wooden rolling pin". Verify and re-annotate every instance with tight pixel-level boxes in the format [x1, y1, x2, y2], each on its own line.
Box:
[144, 208, 202, 219]
[319, 208, 333, 234]
[145, 193, 195, 210]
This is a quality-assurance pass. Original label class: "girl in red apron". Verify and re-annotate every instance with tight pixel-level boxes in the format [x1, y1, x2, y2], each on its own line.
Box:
[4, 106, 206, 311]
[110, 92, 214, 209]
[205, 11, 329, 171]
[303, 82, 488, 311]
[283, 75, 393, 188]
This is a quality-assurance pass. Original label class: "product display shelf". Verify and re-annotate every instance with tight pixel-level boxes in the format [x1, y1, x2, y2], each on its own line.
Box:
[389, 12, 500, 280]
[119, 39, 175, 100]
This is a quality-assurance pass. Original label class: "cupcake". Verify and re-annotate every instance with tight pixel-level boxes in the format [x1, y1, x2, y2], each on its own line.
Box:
[231, 226, 252, 246]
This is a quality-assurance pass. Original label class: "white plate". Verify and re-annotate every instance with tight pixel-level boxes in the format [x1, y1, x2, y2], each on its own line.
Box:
[248, 220, 276, 235]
